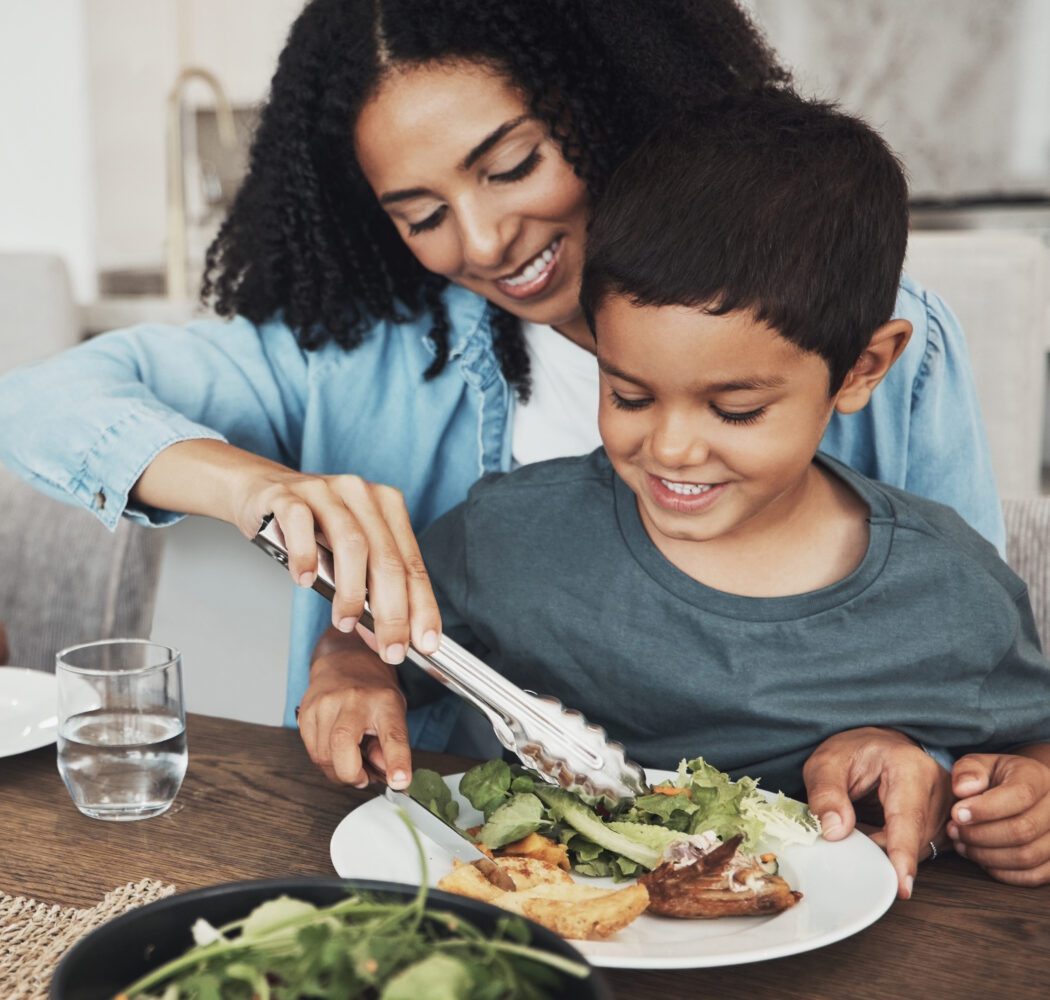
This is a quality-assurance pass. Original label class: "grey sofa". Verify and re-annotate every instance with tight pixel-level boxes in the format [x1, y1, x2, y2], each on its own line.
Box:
[0, 467, 165, 670]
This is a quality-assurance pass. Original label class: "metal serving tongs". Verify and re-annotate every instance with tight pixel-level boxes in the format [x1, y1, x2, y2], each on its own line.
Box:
[252, 514, 650, 807]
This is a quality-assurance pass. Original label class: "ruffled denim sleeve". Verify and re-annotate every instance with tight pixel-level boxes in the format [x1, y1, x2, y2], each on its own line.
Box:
[0, 315, 308, 529]
[901, 283, 1005, 553]
[822, 274, 1005, 554]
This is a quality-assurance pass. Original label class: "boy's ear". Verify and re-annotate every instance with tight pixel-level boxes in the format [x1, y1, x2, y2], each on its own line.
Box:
[833, 320, 913, 415]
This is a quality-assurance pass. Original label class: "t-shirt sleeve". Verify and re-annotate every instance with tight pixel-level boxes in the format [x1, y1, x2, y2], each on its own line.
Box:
[398, 496, 492, 708]
[959, 589, 1050, 754]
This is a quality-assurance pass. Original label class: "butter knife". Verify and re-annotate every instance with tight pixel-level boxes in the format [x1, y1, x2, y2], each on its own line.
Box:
[385, 787, 515, 891]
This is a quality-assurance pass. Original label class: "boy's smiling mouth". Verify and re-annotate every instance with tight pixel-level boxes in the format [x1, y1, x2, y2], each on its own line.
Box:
[648, 474, 728, 513]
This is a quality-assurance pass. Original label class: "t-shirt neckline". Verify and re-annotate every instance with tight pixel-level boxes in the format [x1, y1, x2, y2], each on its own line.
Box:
[611, 453, 895, 622]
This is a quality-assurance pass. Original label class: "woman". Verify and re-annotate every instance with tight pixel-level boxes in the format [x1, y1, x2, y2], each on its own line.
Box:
[0, 0, 990, 893]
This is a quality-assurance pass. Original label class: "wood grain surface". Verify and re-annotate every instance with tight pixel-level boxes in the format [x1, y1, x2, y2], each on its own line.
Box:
[1, 713, 1046, 1000]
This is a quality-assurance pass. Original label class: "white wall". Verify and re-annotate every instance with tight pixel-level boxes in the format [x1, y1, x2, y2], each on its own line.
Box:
[87, 0, 304, 274]
[0, 0, 96, 301]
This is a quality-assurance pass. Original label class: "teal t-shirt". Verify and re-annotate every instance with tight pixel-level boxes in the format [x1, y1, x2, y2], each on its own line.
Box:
[414, 449, 1050, 797]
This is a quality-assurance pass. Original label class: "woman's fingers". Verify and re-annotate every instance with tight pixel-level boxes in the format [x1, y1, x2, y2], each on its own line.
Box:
[329, 476, 414, 663]
[375, 485, 442, 655]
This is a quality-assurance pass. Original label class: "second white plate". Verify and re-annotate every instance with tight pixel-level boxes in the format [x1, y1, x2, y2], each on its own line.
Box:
[0, 667, 59, 757]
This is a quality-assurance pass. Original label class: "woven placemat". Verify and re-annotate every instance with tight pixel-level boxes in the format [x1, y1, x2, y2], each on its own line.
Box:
[0, 879, 176, 1000]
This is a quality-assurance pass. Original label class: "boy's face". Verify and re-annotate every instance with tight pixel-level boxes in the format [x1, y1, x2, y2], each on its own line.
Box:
[596, 295, 840, 547]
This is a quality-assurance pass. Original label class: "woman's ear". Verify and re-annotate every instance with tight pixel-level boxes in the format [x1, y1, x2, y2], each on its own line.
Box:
[834, 319, 913, 415]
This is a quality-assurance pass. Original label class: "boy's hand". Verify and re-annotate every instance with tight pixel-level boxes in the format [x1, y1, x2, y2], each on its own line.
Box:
[948, 752, 1050, 886]
[803, 727, 952, 900]
[298, 629, 413, 790]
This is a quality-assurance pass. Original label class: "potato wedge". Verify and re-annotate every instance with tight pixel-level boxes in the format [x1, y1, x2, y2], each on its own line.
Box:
[497, 883, 650, 940]
[436, 860, 505, 903]
[498, 832, 571, 871]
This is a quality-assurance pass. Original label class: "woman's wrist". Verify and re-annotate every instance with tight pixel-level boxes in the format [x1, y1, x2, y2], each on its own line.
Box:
[131, 438, 289, 529]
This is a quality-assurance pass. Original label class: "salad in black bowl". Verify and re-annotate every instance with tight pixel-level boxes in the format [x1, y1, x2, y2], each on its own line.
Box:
[51, 873, 608, 1000]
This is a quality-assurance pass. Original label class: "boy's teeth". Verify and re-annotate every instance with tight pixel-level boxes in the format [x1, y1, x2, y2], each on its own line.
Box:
[660, 479, 713, 496]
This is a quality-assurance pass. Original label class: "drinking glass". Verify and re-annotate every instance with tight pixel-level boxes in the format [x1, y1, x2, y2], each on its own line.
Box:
[56, 639, 187, 821]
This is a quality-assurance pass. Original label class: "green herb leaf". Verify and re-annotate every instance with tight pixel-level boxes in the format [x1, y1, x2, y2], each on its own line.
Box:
[408, 769, 460, 825]
[478, 792, 545, 849]
[379, 952, 473, 1000]
[459, 759, 512, 816]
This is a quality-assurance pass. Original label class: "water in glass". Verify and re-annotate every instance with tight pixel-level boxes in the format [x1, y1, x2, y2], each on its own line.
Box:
[55, 639, 187, 821]
[58, 709, 187, 820]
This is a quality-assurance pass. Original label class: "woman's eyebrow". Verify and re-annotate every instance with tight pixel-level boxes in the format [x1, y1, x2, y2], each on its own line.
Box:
[379, 115, 531, 206]
[460, 115, 529, 170]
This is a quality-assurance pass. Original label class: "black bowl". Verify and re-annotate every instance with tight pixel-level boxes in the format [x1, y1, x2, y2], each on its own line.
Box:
[51, 877, 612, 999]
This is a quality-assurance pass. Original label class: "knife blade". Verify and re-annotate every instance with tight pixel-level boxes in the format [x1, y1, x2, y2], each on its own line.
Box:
[385, 787, 515, 892]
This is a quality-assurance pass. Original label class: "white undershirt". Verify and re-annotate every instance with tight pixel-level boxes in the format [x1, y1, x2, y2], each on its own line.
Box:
[511, 322, 603, 468]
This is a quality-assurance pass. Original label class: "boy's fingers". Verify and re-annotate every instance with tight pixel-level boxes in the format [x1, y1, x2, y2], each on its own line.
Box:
[985, 857, 1050, 887]
[952, 753, 995, 798]
[880, 785, 930, 899]
[955, 831, 1050, 874]
[375, 711, 413, 791]
[952, 796, 1050, 849]
[329, 715, 370, 788]
[953, 774, 1041, 827]
[803, 761, 859, 840]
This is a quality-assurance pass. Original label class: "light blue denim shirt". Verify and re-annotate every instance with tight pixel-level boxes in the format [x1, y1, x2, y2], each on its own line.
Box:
[0, 275, 1003, 749]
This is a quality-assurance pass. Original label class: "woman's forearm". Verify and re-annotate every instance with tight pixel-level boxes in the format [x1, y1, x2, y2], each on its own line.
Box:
[130, 438, 290, 532]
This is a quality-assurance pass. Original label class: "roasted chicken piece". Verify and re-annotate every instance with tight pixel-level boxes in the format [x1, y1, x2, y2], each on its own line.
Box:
[640, 834, 802, 918]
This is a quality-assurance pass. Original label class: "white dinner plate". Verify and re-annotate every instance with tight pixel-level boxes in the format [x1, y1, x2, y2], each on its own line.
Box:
[0, 667, 60, 757]
[330, 768, 898, 969]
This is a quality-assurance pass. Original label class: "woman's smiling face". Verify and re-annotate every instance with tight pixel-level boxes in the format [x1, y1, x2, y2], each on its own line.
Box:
[354, 60, 591, 333]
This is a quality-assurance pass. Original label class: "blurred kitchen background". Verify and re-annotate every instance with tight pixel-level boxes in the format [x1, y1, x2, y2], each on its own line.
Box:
[1, 0, 1049, 724]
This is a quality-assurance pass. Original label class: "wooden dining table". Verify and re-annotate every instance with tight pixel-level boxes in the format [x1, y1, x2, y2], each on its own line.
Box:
[2, 712, 1047, 1000]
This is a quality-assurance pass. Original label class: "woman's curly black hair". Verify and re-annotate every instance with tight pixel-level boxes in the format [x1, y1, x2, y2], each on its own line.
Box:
[202, 0, 789, 396]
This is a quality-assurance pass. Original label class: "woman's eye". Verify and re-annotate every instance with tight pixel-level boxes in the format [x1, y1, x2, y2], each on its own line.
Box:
[491, 148, 542, 183]
[713, 405, 766, 426]
[609, 390, 652, 411]
[407, 205, 447, 236]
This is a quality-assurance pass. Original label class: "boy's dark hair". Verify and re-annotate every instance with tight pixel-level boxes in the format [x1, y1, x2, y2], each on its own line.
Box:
[579, 91, 909, 393]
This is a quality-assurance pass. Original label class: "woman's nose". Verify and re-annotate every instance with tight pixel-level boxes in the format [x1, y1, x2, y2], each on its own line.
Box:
[458, 202, 518, 272]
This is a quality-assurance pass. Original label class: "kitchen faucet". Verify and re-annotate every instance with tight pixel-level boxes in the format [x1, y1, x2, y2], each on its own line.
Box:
[166, 67, 238, 301]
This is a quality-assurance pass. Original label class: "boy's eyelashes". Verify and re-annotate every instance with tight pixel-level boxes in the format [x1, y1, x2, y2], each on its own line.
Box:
[607, 390, 767, 426]
[404, 147, 543, 237]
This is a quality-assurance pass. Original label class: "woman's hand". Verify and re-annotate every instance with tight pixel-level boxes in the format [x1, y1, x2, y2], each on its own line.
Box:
[948, 749, 1050, 886]
[298, 626, 414, 789]
[802, 727, 953, 899]
[133, 439, 441, 664]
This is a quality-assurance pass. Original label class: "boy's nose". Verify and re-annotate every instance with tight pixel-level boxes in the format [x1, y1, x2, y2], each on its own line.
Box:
[650, 416, 709, 469]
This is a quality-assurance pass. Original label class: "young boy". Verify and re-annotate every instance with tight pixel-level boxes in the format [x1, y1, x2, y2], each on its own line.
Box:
[309, 93, 1050, 891]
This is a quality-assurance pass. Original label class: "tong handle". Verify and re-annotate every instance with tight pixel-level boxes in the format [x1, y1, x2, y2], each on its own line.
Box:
[252, 515, 520, 746]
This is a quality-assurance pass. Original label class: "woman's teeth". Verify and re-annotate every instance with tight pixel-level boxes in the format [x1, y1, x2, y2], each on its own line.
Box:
[660, 479, 713, 496]
[501, 239, 559, 287]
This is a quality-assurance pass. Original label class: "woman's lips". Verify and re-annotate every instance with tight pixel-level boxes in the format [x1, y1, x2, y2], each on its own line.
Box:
[647, 474, 728, 514]
[494, 237, 563, 300]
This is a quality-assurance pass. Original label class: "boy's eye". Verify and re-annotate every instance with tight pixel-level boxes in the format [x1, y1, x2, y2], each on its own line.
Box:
[407, 205, 448, 236]
[609, 390, 652, 411]
[490, 148, 542, 183]
[713, 405, 766, 426]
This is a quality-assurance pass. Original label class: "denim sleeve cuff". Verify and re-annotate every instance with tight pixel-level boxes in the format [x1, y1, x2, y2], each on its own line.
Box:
[920, 744, 956, 772]
[68, 407, 228, 529]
